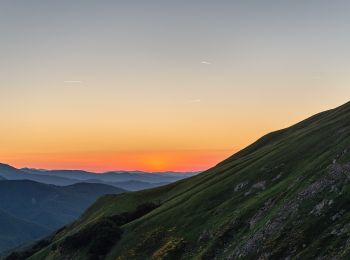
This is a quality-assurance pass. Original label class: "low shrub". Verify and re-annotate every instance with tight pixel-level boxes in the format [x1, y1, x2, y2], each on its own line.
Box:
[61, 202, 159, 259]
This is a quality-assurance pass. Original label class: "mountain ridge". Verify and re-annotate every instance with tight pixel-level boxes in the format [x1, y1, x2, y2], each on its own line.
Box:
[3, 167, 199, 191]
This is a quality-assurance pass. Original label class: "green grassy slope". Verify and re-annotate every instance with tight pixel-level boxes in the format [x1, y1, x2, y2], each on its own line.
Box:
[28, 101, 350, 259]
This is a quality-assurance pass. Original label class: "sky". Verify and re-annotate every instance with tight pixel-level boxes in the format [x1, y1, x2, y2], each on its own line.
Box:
[1, 1, 350, 172]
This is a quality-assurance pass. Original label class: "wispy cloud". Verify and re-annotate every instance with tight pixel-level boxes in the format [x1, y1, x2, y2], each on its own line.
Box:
[63, 80, 84, 87]
[200, 61, 211, 65]
[63, 80, 83, 83]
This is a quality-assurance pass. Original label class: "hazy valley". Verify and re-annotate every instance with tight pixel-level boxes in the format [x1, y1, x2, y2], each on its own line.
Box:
[0, 164, 197, 255]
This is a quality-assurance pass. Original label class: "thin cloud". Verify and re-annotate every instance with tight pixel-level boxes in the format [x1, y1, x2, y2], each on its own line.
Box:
[200, 61, 211, 65]
[63, 80, 83, 83]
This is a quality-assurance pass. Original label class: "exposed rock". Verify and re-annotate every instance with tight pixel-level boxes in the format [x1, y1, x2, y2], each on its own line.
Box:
[252, 181, 266, 190]
[310, 200, 327, 216]
[234, 181, 248, 192]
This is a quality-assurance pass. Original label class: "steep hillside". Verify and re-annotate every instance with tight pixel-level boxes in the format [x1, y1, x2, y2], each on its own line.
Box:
[23, 101, 350, 259]
[0, 181, 124, 254]
[0, 180, 124, 230]
[0, 209, 49, 253]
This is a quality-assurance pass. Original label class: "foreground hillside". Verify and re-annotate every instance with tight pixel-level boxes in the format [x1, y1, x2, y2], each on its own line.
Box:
[16, 101, 350, 259]
[0, 181, 124, 253]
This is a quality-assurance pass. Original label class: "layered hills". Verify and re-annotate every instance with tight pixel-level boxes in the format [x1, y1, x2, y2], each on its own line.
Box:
[0, 164, 197, 191]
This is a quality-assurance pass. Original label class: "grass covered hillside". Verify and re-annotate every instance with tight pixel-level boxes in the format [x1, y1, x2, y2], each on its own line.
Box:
[21, 101, 350, 259]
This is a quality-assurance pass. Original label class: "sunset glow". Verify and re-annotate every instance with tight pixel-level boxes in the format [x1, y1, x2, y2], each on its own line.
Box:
[2, 150, 234, 172]
[1, 1, 349, 172]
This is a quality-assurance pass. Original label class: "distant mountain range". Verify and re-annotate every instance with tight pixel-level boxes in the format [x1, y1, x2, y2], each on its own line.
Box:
[0, 164, 199, 191]
[15, 101, 350, 260]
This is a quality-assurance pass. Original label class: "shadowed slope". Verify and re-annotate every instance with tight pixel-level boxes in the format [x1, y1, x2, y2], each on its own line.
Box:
[0, 181, 125, 255]
[0, 209, 49, 253]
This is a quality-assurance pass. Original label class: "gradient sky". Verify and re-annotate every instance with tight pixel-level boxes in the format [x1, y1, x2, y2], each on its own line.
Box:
[1, 1, 350, 172]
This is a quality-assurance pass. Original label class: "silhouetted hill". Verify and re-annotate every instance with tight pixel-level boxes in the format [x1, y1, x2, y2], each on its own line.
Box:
[1, 166, 199, 191]
[0, 180, 124, 253]
[0, 209, 49, 253]
[109, 180, 170, 191]
[23, 168, 198, 185]
[0, 164, 80, 186]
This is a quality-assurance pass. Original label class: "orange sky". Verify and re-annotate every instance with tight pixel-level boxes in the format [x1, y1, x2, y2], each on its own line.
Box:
[2, 150, 234, 172]
[1, 2, 350, 172]
[0, 101, 343, 172]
